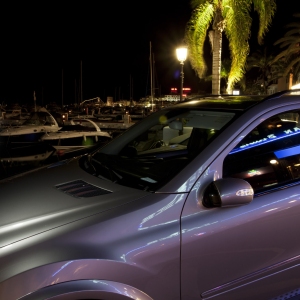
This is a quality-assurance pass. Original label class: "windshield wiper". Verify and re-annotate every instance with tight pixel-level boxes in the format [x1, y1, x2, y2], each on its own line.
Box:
[89, 152, 159, 191]
[90, 153, 124, 183]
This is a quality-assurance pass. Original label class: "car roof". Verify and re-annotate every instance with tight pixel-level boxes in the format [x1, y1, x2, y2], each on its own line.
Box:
[185, 95, 263, 110]
[178, 90, 300, 112]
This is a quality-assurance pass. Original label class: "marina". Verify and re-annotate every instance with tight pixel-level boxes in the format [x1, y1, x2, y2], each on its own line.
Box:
[0, 101, 148, 179]
[0, 87, 185, 180]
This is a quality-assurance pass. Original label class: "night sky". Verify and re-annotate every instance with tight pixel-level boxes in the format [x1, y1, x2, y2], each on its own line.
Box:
[0, 0, 296, 106]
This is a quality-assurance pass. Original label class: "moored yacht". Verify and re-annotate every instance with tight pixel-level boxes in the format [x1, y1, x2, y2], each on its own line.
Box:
[41, 118, 112, 155]
[0, 108, 61, 147]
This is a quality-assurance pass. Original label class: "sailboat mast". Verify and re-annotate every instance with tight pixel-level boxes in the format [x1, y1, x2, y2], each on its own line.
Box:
[62, 68, 64, 108]
[150, 42, 154, 112]
[80, 60, 83, 105]
[152, 52, 155, 99]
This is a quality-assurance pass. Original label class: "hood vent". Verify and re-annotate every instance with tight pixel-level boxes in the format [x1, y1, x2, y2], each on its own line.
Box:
[55, 180, 112, 198]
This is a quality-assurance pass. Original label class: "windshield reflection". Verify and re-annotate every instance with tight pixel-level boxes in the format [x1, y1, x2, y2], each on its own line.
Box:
[86, 107, 236, 192]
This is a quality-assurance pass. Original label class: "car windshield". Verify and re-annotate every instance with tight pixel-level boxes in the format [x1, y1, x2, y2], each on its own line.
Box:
[83, 105, 237, 191]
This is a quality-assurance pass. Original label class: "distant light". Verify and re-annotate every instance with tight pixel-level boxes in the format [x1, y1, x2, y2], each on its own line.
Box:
[291, 83, 300, 89]
[233, 90, 240, 95]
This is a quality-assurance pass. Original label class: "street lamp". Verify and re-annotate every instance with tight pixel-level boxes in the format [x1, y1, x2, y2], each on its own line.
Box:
[176, 46, 187, 101]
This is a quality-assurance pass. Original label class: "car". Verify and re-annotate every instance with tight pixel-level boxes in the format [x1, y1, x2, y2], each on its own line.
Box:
[1, 90, 300, 300]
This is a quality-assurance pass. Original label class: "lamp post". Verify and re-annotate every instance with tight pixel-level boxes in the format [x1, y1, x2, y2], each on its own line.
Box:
[176, 46, 187, 101]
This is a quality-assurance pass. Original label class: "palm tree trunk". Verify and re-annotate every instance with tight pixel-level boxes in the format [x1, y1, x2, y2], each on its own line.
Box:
[211, 29, 222, 95]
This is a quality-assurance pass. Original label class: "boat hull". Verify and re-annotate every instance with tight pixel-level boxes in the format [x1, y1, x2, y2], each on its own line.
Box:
[0, 131, 47, 146]
[42, 132, 111, 155]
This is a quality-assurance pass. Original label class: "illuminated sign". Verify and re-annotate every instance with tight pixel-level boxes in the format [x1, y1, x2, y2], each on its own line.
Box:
[170, 87, 191, 93]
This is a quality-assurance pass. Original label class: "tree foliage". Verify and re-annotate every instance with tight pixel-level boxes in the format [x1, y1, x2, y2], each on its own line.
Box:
[185, 0, 276, 93]
[273, 13, 300, 79]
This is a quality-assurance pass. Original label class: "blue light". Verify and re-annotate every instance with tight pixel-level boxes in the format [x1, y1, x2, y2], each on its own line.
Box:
[274, 145, 300, 159]
[229, 127, 300, 154]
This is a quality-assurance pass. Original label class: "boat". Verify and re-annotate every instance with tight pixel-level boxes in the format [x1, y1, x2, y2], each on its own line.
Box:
[66, 110, 134, 138]
[0, 107, 61, 147]
[40, 118, 112, 155]
[0, 106, 31, 128]
[82, 115, 134, 138]
[128, 105, 149, 121]
[0, 106, 5, 125]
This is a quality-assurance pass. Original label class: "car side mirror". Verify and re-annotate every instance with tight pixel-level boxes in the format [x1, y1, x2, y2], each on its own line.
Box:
[202, 178, 253, 208]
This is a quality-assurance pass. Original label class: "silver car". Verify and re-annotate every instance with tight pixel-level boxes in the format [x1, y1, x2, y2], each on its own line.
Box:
[1, 90, 300, 300]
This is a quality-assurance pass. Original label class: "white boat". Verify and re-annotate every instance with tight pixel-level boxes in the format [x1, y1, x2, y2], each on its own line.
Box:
[67, 115, 134, 138]
[0, 106, 29, 127]
[0, 108, 61, 146]
[41, 118, 112, 155]
[0, 106, 5, 125]
[95, 120, 133, 138]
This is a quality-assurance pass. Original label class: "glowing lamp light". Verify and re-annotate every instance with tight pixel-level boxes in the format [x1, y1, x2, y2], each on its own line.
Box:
[176, 47, 187, 63]
[176, 46, 188, 101]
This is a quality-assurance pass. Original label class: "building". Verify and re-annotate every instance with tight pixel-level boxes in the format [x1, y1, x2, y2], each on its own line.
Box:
[267, 74, 293, 94]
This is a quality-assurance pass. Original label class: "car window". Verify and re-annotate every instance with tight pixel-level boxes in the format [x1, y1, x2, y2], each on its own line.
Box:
[223, 109, 300, 193]
[91, 109, 236, 191]
[121, 110, 233, 158]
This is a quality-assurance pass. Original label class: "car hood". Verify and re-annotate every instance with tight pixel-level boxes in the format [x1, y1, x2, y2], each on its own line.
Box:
[0, 157, 149, 248]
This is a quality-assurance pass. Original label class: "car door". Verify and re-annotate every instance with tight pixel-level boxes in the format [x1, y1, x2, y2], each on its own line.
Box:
[181, 105, 300, 300]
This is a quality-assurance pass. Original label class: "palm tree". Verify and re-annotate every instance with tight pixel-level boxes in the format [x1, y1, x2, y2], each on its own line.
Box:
[204, 58, 231, 92]
[273, 13, 300, 80]
[246, 47, 278, 94]
[185, 0, 276, 94]
[244, 45, 290, 94]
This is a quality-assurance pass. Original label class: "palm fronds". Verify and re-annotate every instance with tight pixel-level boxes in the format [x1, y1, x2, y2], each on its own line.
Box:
[252, 0, 276, 44]
[185, 2, 214, 78]
[273, 13, 300, 77]
[223, 0, 252, 92]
